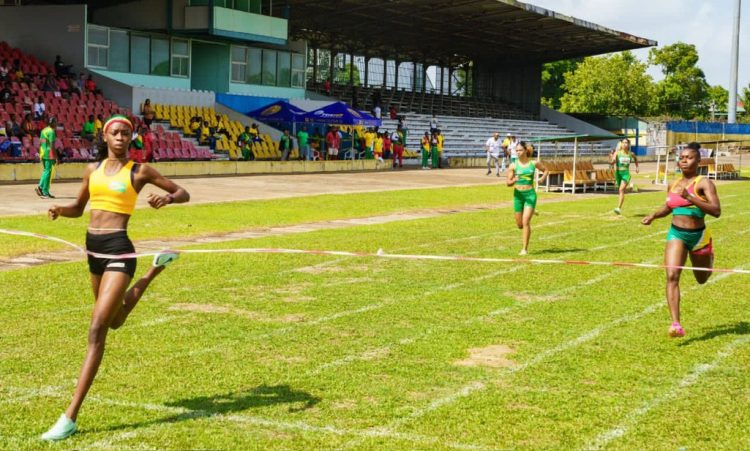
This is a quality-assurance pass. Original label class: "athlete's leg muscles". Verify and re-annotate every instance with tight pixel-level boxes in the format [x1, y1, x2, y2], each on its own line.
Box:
[689, 251, 714, 284]
[665, 240, 688, 324]
[522, 206, 534, 251]
[64, 271, 131, 421]
[110, 265, 165, 329]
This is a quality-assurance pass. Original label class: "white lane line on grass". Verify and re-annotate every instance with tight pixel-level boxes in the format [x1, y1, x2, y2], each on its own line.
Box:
[586, 334, 750, 451]
[363, 261, 750, 443]
[0, 385, 66, 404]
[77, 395, 487, 451]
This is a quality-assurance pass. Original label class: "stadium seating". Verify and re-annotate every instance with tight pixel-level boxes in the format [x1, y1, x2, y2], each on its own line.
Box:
[309, 81, 533, 120]
[379, 113, 611, 158]
[154, 103, 297, 160]
[0, 42, 213, 164]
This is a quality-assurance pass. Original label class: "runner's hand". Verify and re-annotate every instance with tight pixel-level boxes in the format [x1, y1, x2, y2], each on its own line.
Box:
[641, 215, 654, 225]
[48, 205, 61, 220]
[147, 193, 170, 209]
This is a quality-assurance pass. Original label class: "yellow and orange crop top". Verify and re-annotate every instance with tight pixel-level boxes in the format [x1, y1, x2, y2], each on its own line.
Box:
[89, 160, 139, 215]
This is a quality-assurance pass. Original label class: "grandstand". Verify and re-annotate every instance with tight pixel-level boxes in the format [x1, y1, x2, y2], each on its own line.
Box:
[380, 114, 610, 157]
[0, 0, 654, 174]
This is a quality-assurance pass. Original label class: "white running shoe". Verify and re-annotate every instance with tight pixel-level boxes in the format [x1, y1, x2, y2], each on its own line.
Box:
[153, 251, 179, 268]
[613, 207, 621, 215]
[519, 249, 528, 256]
[41, 414, 77, 441]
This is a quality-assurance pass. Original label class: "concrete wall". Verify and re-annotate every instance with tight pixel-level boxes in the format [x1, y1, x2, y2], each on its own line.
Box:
[0, 160, 385, 182]
[91, 69, 191, 91]
[88, 71, 135, 112]
[133, 87, 215, 112]
[91, 0, 169, 30]
[228, 83, 305, 99]
[0, 5, 87, 75]
[473, 60, 541, 116]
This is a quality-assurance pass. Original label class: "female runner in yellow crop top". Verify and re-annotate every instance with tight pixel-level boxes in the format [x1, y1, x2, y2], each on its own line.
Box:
[41, 115, 190, 441]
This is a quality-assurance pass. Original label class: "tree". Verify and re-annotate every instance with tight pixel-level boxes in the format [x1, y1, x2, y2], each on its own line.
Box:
[649, 43, 709, 118]
[559, 51, 654, 116]
[706, 85, 728, 119]
[740, 83, 750, 121]
[335, 63, 361, 86]
[541, 58, 581, 109]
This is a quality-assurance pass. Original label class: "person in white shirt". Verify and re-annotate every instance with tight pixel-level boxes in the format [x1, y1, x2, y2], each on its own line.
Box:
[373, 105, 382, 119]
[506, 133, 519, 165]
[485, 132, 503, 177]
[33, 97, 46, 120]
[429, 115, 439, 133]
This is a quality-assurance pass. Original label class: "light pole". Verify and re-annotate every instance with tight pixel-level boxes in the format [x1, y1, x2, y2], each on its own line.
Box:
[728, 0, 742, 124]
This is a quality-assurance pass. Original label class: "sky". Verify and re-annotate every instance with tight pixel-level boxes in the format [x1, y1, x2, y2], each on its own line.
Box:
[529, 0, 749, 92]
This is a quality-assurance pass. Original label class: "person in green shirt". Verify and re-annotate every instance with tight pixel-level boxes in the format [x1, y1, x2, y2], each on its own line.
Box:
[35, 117, 58, 198]
[279, 129, 294, 161]
[297, 126, 310, 161]
[238, 126, 255, 161]
[82, 114, 96, 141]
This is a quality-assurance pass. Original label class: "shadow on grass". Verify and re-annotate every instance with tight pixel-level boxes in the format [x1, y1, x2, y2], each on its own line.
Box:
[678, 321, 750, 347]
[100, 384, 320, 434]
[534, 248, 587, 254]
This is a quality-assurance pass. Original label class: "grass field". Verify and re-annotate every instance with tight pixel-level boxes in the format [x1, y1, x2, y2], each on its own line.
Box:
[1, 179, 749, 450]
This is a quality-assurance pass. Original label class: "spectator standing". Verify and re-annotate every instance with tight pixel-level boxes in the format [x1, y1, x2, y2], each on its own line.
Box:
[430, 131, 440, 169]
[364, 128, 376, 159]
[35, 117, 58, 199]
[429, 115, 439, 134]
[373, 104, 382, 120]
[140, 98, 155, 128]
[238, 126, 255, 161]
[33, 96, 46, 120]
[77, 73, 86, 92]
[82, 115, 96, 142]
[485, 132, 503, 176]
[383, 130, 392, 159]
[391, 127, 404, 168]
[436, 130, 444, 168]
[141, 127, 154, 162]
[421, 132, 431, 169]
[279, 129, 294, 161]
[297, 126, 311, 161]
[325, 126, 340, 160]
[373, 132, 384, 163]
[389, 105, 398, 120]
[398, 115, 408, 143]
[505, 133, 519, 165]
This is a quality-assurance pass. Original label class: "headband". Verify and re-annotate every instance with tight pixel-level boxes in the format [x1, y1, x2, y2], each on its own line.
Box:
[103, 115, 133, 134]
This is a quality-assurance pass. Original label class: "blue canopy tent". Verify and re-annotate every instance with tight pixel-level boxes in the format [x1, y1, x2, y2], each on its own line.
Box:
[246, 100, 306, 123]
[303, 102, 381, 159]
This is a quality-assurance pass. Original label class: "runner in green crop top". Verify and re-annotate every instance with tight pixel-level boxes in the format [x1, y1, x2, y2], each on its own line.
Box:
[609, 138, 639, 215]
[642, 142, 721, 338]
[507, 141, 548, 256]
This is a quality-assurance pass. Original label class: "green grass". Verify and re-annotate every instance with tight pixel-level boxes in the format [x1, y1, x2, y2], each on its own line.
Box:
[0, 184, 522, 258]
[1, 181, 749, 450]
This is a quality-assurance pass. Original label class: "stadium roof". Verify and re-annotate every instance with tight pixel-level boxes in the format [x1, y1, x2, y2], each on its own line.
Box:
[286, 0, 657, 65]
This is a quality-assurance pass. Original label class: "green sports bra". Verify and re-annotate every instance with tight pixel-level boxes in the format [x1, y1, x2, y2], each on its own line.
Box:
[515, 161, 536, 186]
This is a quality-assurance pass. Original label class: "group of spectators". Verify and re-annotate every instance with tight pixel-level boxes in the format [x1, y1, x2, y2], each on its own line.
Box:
[485, 132, 522, 176]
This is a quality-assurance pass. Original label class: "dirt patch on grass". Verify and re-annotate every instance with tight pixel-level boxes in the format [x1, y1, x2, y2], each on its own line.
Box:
[168, 303, 305, 323]
[455, 344, 517, 368]
[506, 291, 563, 303]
